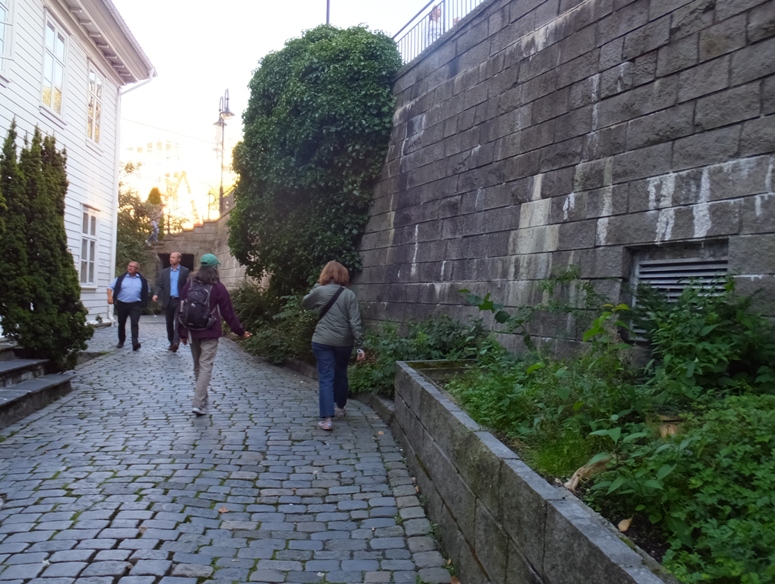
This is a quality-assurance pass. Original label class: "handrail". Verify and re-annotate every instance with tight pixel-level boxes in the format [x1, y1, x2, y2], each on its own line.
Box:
[393, 0, 437, 40]
[392, 0, 487, 64]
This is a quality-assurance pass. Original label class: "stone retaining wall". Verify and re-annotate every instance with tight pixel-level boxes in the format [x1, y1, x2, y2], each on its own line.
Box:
[353, 0, 775, 342]
[391, 361, 675, 584]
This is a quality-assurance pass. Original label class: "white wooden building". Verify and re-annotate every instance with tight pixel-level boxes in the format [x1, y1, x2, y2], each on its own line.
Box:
[0, 0, 153, 322]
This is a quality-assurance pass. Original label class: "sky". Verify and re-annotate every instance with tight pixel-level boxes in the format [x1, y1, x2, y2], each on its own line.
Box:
[111, 0, 428, 221]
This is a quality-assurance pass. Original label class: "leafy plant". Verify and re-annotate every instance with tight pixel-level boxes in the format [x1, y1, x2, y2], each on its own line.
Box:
[592, 395, 775, 583]
[634, 279, 775, 411]
[232, 283, 316, 364]
[229, 25, 401, 296]
[348, 316, 487, 396]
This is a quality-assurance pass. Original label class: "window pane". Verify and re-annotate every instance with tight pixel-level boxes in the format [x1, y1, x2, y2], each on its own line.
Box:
[55, 33, 65, 60]
[89, 70, 96, 94]
[94, 103, 101, 143]
[95, 75, 103, 99]
[82, 212, 88, 233]
[80, 261, 87, 283]
[54, 62, 63, 87]
[54, 88, 62, 113]
[90, 216, 96, 236]
[89, 261, 94, 283]
[45, 23, 54, 51]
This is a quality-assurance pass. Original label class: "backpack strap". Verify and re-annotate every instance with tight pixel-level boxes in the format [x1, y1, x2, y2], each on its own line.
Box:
[318, 286, 345, 322]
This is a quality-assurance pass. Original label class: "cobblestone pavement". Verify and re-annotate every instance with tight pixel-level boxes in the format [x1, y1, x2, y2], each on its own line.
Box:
[0, 318, 449, 583]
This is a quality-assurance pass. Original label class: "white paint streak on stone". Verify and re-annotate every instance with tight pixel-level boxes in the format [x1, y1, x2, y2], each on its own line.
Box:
[592, 104, 598, 131]
[440, 260, 447, 280]
[475, 187, 484, 210]
[393, 97, 418, 125]
[517, 0, 595, 58]
[656, 208, 675, 243]
[410, 224, 419, 277]
[596, 217, 608, 246]
[601, 186, 613, 217]
[520, 199, 552, 227]
[603, 158, 614, 187]
[562, 192, 576, 221]
[647, 174, 675, 210]
[693, 169, 711, 239]
[766, 157, 774, 193]
[532, 173, 543, 201]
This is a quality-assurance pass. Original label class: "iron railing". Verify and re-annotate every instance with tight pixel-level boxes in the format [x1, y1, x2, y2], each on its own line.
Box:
[393, 0, 487, 64]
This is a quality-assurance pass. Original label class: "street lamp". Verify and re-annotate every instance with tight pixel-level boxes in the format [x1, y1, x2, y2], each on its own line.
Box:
[213, 89, 234, 215]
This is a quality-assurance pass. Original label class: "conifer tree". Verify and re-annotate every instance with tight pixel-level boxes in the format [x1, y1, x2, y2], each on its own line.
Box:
[0, 121, 33, 341]
[0, 125, 92, 369]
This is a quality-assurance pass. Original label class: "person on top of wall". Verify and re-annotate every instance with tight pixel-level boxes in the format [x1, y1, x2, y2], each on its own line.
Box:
[178, 254, 251, 416]
[302, 261, 366, 431]
[153, 251, 190, 352]
[107, 260, 150, 351]
[428, 4, 443, 43]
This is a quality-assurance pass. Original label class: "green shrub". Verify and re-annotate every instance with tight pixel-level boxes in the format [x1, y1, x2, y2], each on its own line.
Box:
[592, 395, 775, 583]
[348, 316, 487, 396]
[451, 280, 775, 582]
[232, 283, 316, 364]
[633, 280, 775, 411]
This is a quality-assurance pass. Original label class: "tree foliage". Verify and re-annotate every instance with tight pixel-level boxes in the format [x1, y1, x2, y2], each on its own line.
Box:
[229, 24, 401, 295]
[0, 124, 92, 369]
[116, 162, 155, 275]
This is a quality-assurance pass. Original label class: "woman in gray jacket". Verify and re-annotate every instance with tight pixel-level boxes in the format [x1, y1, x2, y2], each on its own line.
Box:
[302, 261, 366, 431]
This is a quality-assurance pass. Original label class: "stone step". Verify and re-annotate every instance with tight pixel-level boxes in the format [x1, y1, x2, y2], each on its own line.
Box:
[0, 344, 15, 362]
[0, 359, 48, 388]
[0, 372, 75, 430]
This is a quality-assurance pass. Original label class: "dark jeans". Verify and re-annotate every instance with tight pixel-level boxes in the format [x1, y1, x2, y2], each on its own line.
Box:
[312, 342, 352, 419]
[116, 301, 142, 346]
[165, 297, 181, 345]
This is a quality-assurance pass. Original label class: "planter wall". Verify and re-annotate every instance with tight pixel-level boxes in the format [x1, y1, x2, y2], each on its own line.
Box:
[392, 361, 675, 584]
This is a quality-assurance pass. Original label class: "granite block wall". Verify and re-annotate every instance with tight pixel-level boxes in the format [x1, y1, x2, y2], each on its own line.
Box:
[353, 0, 775, 340]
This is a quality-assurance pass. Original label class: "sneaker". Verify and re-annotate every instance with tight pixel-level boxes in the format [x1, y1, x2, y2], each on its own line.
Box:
[317, 418, 332, 431]
[192, 407, 206, 416]
[132, 343, 141, 351]
[335, 407, 346, 418]
[116, 342, 124, 348]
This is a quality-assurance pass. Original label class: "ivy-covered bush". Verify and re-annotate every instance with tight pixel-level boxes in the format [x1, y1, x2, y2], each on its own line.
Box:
[0, 123, 92, 369]
[229, 25, 401, 296]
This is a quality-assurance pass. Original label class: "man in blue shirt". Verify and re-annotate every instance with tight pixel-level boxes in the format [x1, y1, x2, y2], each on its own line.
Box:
[108, 261, 150, 351]
[153, 251, 190, 352]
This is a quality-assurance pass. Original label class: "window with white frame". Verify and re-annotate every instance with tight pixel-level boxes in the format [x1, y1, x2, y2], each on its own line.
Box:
[80, 207, 98, 285]
[42, 18, 66, 114]
[87, 66, 102, 143]
[0, 0, 12, 75]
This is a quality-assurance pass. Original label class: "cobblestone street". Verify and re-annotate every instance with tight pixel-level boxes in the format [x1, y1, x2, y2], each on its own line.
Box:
[0, 317, 448, 583]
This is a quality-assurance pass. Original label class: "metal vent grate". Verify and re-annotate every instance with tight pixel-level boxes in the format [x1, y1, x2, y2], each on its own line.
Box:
[634, 258, 729, 302]
[630, 257, 729, 341]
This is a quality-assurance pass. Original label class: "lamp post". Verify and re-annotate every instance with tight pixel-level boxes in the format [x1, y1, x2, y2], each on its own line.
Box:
[213, 89, 234, 215]
[326, 0, 330, 23]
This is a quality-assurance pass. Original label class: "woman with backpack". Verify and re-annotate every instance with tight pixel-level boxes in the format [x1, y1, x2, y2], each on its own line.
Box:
[178, 253, 251, 416]
[302, 261, 366, 431]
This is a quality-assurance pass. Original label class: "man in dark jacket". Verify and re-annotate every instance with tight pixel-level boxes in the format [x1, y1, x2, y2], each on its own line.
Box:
[153, 251, 190, 352]
[179, 254, 251, 416]
[107, 261, 150, 351]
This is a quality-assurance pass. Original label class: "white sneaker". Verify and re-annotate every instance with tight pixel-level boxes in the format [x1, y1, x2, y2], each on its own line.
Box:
[192, 407, 206, 416]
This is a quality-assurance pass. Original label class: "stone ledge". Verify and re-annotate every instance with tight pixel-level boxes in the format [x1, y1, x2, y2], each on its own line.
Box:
[391, 360, 677, 584]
